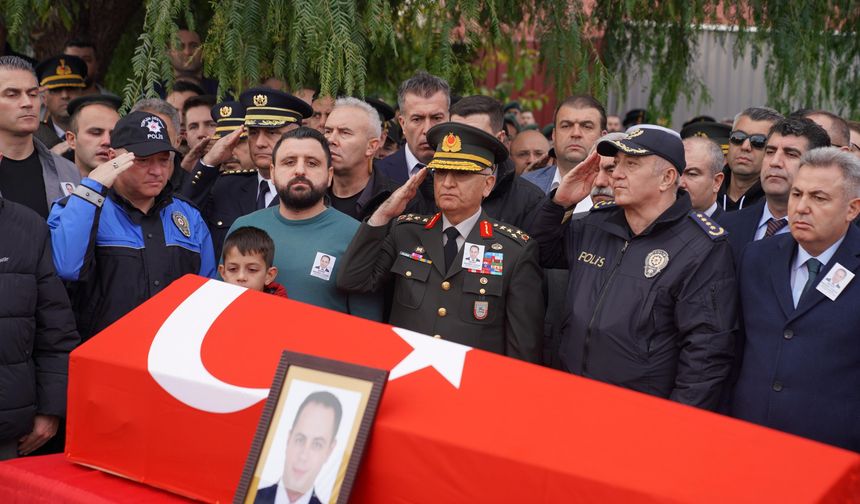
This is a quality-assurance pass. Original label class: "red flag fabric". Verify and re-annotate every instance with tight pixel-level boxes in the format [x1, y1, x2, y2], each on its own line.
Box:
[67, 275, 860, 503]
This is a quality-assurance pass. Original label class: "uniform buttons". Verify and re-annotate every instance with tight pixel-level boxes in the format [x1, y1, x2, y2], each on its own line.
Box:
[772, 381, 783, 392]
[405, 271, 413, 277]
[146, 233, 153, 239]
[783, 329, 794, 340]
[479, 277, 488, 285]
[479, 288, 486, 295]
[217, 221, 223, 226]
[153, 280, 161, 287]
[433, 334, 441, 339]
[441, 281, 450, 290]
[437, 307, 447, 317]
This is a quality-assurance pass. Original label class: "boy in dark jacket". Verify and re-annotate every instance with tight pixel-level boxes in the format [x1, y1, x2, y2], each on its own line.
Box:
[219, 226, 287, 297]
[0, 198, 79, 459]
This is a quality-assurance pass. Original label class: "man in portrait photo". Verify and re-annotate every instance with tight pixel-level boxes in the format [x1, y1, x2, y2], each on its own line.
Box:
[315, 255, 331, 274]
[255, 391, 342, 504]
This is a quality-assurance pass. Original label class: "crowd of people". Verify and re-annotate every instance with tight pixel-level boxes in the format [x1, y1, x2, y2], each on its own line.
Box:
[2, 27, 860, 466]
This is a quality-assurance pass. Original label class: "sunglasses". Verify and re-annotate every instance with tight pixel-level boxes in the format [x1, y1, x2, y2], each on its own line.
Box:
[729, 130, 768, 150]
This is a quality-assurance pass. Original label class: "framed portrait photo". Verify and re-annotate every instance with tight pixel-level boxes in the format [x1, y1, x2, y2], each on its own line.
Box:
[234, 351, 388, 504]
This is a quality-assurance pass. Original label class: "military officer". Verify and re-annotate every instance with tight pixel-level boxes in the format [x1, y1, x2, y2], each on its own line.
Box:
[337, 122, 544, 363]
[530, 126, 738, 411]
[34, 55, 88, 154]
[181, 89, 312, 259]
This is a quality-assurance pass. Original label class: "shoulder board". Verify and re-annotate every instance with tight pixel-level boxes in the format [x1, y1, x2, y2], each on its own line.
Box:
[591, 200, 617, 211]
[491, 221, 530, 245]
[689, 211, 727, 240]
[220, 168, 257, 176]
[395, 213, 433, 225]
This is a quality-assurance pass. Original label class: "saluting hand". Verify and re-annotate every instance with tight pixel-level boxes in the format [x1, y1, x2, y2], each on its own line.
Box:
[368, 167, 428, 227]
[180, 136, 212, 172]
[87, 151, 136, 188]
[552, 150, 600, 208]
[201, 127, 244, 167]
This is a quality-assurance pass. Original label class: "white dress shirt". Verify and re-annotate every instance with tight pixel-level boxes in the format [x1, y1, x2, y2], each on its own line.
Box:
[790, 238, 844, 307]
[753, 203, 789, 240]
[257, 172, 277, 208]
[704, 201, 718, 217]
[404, 145, 425, 178]
[551, 166, 594, 213]
[441, 208, 482, 251]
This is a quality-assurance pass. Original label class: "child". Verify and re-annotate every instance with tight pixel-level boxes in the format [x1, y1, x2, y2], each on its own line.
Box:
[219, 226, 287, 297]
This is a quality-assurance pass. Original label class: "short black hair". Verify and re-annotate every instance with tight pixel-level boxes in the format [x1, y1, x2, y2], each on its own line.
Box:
[182, 94, 216, 121]
[292, 391, 342, 440]
[171, 79, 205, 96]
[768, 117, 831, 150]
[272, 126, 332, 167]
[222, 226, 275, 267]
[555, 95, 607, 131]
[450, 95, 505, 133]
[64, 38, 96, 53]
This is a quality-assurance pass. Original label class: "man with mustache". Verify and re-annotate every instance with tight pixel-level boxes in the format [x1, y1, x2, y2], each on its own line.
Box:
[717, 107, 783, 211]
[227, 127, 382, 320]
[0, 56, 80, 219]
[65, 94, 121, 178]
[719, 117, 831, 260]
[182, 88, 312, 260]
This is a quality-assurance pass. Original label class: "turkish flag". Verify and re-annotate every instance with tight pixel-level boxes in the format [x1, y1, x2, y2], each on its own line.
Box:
[67, 275, 860, 502]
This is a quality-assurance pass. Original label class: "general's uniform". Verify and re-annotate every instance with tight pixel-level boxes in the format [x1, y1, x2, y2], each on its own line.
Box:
[338, 122, 545, 363]
[339, 211, 543, 361]
[181, 92, 312, 259]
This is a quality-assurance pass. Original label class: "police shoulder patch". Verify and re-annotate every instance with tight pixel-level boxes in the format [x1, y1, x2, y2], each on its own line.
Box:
[491, 221, 529, 245]
[220, 168, 256, 176]
[591, 200, 617, 211]
[689, 211, 727, 240]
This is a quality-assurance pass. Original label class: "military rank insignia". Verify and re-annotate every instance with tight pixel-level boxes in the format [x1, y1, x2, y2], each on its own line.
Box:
[172, 211, 191, 238]
[219, 105, 233, 117]
[441, 132, 462, 153]
[253, 94, 268, 107]
[644, 249, 669, 278]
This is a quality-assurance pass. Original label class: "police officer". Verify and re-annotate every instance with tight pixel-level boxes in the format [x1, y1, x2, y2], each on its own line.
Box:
[531, 126, 737, 410]
[337, 122, 544, 363]
[181, 88, 312, 259]
[48, 111, 215, 340]
[34, 55, 88, 153]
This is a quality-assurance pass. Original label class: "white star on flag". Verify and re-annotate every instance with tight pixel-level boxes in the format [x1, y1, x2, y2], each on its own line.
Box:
[389, 327, 472, 388]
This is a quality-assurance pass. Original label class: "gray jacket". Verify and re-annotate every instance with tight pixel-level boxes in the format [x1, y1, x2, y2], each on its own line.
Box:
[0, 138, 81, 212]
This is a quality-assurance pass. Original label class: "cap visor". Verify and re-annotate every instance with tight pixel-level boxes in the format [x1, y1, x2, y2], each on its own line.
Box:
[122, 141, 179, 157]
[596, 139, 653, 157]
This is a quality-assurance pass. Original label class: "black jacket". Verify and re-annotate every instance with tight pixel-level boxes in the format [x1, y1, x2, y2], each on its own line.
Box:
[328, 166, 400, 222]
[531, 192, 737, 410]
[717, 165, 764, 211]
[0, 199, 79, 442]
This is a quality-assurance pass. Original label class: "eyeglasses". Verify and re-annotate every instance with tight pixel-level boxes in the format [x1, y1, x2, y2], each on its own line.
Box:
[729, 130, 768, 150]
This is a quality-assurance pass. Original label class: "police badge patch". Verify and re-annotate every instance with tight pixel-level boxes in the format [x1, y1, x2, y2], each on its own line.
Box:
[172, 211, 191, 238]
[644, 249, 669, 278]
[474, 301, 489, 320]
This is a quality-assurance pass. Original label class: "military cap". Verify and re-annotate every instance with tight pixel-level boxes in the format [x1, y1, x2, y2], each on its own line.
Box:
[364, 97, 395, 122]
[35, 55, 87, 89]
[622, 108, 648, 128]
[67, 93, 122, 118]
[426, 122, 508, 172]
[211, 101, 247, 140]
[239, 87, 312, 128]
[680, 121, 732, 155]
[597, 125, 685, 173]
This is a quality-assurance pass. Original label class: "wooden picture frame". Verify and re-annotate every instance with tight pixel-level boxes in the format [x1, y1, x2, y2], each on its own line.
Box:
[234, 351, 388, 504]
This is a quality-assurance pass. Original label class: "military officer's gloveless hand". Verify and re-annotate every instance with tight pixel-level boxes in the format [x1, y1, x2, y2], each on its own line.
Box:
[368, 166, 428, 227]
[552, 150, 601, 208]
[201, 126, 245, 167]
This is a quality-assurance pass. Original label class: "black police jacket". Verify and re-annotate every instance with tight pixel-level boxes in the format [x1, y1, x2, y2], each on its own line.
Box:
[531, 191, 737, 410]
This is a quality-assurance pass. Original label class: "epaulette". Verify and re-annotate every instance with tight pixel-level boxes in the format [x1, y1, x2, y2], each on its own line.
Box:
[396, 213, 433, 225]
[491, 221, 530, 245]
[220, 168, 257, 176]
[591, 200, 617, 211]
[689, 211, 727, 240]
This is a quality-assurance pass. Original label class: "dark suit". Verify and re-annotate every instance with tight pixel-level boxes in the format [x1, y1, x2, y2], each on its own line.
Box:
[180, 160, 278, 260]
[338, 210, 544, 362]
[376, 146, 411, 186]
[732, 227, 860, 452]
[254, 483, 322, 504]
[717, 199, 766, 261]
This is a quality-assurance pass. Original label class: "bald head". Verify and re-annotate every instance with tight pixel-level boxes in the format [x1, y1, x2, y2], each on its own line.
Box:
[510, 129, 550, 175]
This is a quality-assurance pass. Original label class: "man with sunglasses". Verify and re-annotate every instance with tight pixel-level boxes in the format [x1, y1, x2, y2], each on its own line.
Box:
[718, 107, 783, 211]
[719, 117, 831, 260]
[338, 122, 544, 363]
